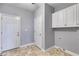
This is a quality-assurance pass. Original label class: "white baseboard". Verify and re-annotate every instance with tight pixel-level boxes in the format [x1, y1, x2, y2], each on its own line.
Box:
[34, 43, 45, 52]
[19, 43, 35, 48]
[20, 42, 45, 52]
[46, 45, 55, 51]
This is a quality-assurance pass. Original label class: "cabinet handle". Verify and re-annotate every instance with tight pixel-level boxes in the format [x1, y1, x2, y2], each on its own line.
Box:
[58, 37, 62, 40]
[64, 24, 67, 26]
[76, 23, 79, 25]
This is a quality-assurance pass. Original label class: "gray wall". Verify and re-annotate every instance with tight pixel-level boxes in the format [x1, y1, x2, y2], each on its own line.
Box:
[0, 4, 34, 45]
[45, 4, 55, 50]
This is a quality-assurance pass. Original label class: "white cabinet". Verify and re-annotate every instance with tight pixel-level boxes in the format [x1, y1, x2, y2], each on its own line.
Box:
[52, 4, 77, 28]
[65, 6, 74, 26]
[73, 5, 77, 26]
[65, 5, 77, 27]
[76, 4, 79, 25]
[52, 12, 58, 27]
[55, 31, 79, 54]
[57, 10, 65, 27]
[52, 10, 66, 28]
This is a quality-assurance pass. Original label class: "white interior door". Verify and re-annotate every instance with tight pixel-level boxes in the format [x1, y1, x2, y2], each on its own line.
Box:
[2, 14, 20, 51]
[34, 15, 43, 48]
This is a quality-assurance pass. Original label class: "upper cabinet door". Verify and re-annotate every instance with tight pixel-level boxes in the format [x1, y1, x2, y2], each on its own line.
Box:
[65, 5, 77, 27]
[52, 4, 77, 28]
[65, 5, 74, 26]
[57, 10, 65, 27]
[52, 12, 58, 27]
[73, 5, 77, 26]
[52, 10, 65, 28]
[76, 4, 79, 25]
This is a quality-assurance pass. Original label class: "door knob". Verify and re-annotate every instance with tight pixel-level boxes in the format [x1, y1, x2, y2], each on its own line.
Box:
[17, 32, 19, 36]
[40, 33, 41, 36]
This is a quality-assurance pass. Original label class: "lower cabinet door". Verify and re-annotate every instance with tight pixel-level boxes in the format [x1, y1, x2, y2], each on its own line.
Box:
[55, 31, 79, 54]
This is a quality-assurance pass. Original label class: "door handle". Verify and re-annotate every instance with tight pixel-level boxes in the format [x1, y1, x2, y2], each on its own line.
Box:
[39, 33, 41, 36]
[17, 32, 19, 36]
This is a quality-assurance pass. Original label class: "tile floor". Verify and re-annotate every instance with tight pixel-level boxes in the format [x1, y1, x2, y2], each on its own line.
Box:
[1, 44, 72, 56]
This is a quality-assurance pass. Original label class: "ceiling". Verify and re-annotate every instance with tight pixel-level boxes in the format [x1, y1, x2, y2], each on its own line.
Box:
[0, 3, 77, 12]
[48, 3, 77, 11]
[1, 3, 39, 12]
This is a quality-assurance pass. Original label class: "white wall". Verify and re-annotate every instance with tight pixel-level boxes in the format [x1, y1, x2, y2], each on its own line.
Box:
[34, 3, 55, 50]
[34, 3, 45, 49]
[0, 4, 34, 45]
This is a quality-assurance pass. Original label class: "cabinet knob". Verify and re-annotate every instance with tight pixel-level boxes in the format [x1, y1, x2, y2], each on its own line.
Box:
[64, 24, 67, 26]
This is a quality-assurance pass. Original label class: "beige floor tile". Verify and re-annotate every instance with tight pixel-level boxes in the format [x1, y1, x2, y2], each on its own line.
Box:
[1, 45, 72, 56]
